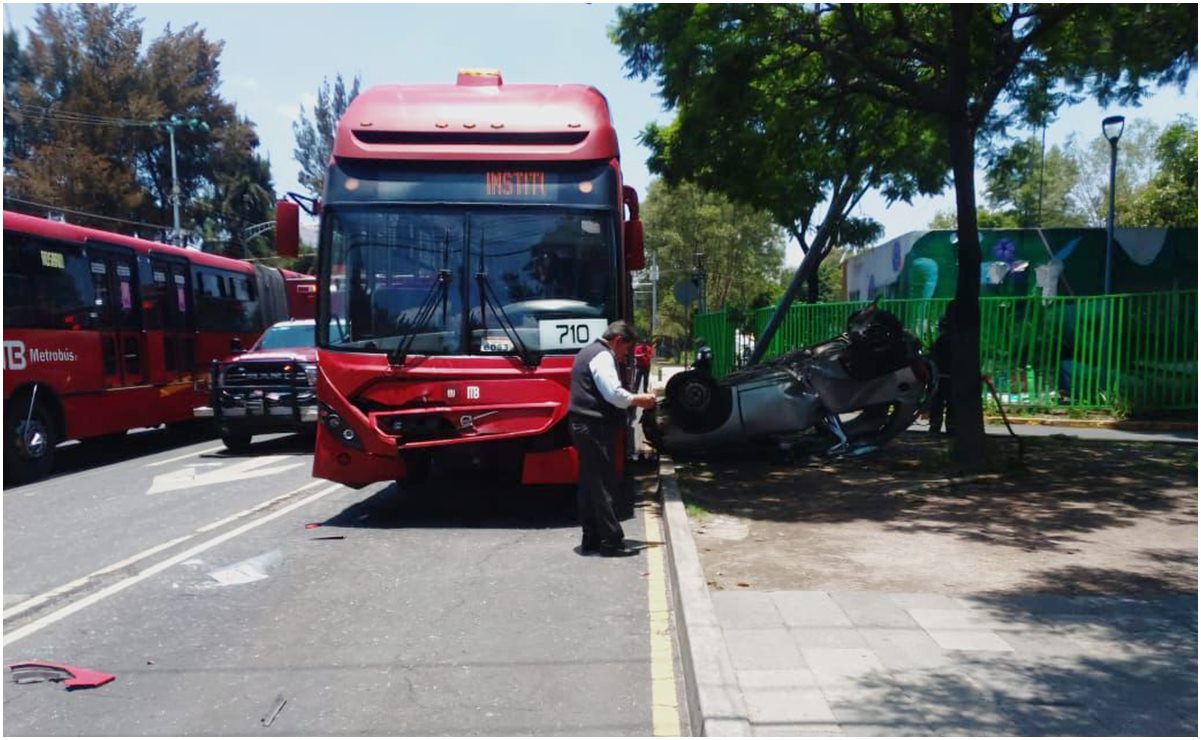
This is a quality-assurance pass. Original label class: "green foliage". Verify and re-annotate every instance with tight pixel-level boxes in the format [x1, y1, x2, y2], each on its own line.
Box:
[3, 4, 273, 250]
[1123, 117, 1198, 227]
[985, 138, 1087, 227]
[610, 4, 945, 303]
[634, 180, 785, 347]
[291, 73, 360, 200]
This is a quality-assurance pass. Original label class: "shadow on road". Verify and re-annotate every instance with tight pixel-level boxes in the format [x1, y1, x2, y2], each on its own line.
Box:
[317, 459, 660, 532]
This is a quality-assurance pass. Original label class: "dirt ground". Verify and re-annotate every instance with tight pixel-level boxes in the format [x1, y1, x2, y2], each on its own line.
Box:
[673, 432, 1198, 595]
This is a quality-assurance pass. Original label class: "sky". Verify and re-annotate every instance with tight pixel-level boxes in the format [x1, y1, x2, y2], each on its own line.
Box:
[4, 2, 1197, 265]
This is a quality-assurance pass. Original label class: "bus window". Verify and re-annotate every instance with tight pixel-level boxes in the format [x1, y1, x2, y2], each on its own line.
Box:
[3, 234, 36, 327]
[4, 233, 95, 330]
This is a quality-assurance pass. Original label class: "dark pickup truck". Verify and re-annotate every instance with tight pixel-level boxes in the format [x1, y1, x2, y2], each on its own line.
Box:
[195, 319, 326, 452]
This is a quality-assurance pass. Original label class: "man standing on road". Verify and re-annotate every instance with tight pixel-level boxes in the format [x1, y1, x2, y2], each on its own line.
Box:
[569, 320, 657, 556]
[633, 339, 653, 393]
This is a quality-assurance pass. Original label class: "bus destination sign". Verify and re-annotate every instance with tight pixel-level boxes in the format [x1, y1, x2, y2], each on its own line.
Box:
[485, 170, 547, 198]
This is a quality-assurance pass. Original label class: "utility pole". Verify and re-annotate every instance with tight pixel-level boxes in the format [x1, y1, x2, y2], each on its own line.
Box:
[157, 115, 210, 245]
[649, 256, 659, 341]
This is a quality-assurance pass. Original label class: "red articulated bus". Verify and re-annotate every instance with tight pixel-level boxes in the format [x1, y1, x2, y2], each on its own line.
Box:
[275, 69, 645, 489]
[2, 211, 315, 483]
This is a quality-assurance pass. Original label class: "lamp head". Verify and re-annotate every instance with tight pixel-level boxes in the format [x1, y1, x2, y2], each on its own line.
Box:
[1102, 115, 1125, 144]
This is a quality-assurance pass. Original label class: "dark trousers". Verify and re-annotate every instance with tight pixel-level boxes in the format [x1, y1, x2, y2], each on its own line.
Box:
[634, 367, 649, 393]
[569, 416, 624, 545]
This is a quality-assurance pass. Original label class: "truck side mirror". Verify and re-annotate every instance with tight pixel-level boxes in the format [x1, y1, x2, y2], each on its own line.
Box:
[622, 185, 646, 271]
[275, 200, 300, 258]
[231, 337, 244, 355]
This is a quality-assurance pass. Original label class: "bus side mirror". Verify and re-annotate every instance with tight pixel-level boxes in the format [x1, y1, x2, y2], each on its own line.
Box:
[622, 185, 646, 271]
[624, 219, 645, 271]
[275, 200, 300, 258]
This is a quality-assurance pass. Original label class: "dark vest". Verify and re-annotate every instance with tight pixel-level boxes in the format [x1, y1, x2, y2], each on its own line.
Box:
[569, 340, 627, 425]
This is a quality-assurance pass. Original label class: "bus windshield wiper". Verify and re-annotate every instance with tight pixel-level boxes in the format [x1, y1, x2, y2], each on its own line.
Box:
[475, 231, 540, 367]
[389, 230, 452, 366]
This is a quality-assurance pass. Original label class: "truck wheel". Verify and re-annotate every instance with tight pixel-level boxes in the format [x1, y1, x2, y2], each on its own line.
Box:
[221, 430, 253, 453]
[5, 400, 57, 485]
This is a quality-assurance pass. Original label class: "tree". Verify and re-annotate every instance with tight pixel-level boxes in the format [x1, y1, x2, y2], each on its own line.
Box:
[3, 4, 273, 243]
[759, 4, 1195, 470]
[984, 138, 1087, 226]
[1124, 117, 1198, 227]
[636, 180, 786, 347]
[292, 73, 360, 200]
[1067, 118, 1161, 226]
[611, 3, 946, 340]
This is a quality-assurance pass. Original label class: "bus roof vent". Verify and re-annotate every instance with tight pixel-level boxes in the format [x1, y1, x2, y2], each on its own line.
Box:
[457, 68, 503, 87]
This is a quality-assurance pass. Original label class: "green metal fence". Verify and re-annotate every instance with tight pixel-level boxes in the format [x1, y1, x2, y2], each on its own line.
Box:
[693, 290, 1197, 415]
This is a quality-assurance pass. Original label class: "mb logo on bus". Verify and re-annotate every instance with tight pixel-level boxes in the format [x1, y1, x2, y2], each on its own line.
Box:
[4, 341, 26, 371]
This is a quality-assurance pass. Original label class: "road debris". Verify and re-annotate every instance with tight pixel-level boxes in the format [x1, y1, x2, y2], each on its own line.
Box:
[9, 661, 115, 690]
[260, 693, 287, 727]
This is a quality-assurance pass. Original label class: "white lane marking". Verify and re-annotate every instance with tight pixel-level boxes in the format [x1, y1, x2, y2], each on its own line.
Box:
[195, 480, 323, 533]
[3, 535, 194, 620]
[4, 483, 344, 647]
[145, 446, 224, 468]
[146, 455, 305, 495]
[6, 481, 323, 620]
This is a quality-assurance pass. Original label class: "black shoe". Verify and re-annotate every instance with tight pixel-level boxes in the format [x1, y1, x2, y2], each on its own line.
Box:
[579, 536, 602, 555]
[598, 539, 638, 557]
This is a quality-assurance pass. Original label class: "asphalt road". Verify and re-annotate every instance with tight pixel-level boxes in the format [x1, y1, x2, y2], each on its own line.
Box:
[4, 431, 679, 735]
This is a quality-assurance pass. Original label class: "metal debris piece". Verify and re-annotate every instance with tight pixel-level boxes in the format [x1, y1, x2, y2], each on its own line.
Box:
[260, 693, 287, 727]
[8, 661, 115, 690]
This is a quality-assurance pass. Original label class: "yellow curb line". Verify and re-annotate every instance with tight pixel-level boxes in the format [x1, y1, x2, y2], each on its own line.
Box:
[643, 492, 683, 736]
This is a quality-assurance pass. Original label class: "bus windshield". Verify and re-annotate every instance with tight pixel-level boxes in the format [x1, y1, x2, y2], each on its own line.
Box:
[322, 206, 616, 356]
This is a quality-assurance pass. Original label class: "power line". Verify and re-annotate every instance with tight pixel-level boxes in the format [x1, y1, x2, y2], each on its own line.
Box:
[3, 196, 170, 232]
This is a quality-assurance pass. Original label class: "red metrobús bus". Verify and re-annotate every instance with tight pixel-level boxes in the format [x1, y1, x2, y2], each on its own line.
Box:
[3, 211, 316, 483]
[275, 69, 645, 489]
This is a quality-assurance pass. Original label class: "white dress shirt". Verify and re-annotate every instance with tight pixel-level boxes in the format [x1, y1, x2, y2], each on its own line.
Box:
[588, 345, 636, 410]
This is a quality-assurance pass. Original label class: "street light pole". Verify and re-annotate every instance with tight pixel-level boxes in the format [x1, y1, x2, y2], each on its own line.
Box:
[157, 114, 210, 246]
[1102, 114, 1125, 294]
[165, 120, 181, 243]
[650, 257, 659, 341]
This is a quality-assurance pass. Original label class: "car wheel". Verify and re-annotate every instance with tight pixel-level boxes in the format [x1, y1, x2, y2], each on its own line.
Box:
[221, 430, 253, 453]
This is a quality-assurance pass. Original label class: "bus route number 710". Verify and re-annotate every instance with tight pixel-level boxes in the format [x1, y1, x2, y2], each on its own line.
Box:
[539, 318, 609, 350]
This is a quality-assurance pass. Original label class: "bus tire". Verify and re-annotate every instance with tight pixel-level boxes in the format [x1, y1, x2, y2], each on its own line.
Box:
[5, 399, 57, 485]
[221, 430, 253, 453]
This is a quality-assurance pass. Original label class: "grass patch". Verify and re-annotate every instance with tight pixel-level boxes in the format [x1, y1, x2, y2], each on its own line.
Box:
[684, 501, 709, 520]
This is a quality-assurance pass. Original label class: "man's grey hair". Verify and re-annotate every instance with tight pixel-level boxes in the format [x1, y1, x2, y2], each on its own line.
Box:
[602, 320, 637, 343]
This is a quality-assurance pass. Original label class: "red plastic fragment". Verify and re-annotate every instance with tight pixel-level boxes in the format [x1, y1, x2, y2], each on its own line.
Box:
[9, 661, 116, 689]
[304, 523, 321, 529]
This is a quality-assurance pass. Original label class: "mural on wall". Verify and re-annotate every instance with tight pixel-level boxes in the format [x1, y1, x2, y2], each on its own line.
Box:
[844, 228, 1197, 301]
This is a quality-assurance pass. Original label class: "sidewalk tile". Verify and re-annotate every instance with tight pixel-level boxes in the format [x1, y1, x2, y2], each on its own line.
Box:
[725, 628, 806, 671]
[751, 722, 843, 736]
[743, 686, 836, 724]
[889, 593, 964, 611]
[836, 723, 931, 736]
[907, 607, 983, 631]
[800, 647, 890, 689]
[858, 627, 957, 671]
[713, 591, 786, 630]
[737, 668, 820, 690]
[829, 591, 919, 628]
[822, 685, 932, 728]
[925, 629, 1014, 652]
[770, 591, 853, 627]
[790, 627, 868, 649]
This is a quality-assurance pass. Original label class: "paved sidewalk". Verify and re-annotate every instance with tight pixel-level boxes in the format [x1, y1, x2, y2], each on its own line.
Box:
[658, 461, 1198, 737]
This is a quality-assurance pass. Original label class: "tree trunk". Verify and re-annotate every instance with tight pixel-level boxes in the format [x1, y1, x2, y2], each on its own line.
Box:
[947, 121, 987, 471]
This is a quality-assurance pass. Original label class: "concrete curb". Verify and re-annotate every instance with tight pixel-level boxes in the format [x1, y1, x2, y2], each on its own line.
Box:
[984, 415, 1196, 430]
[658, 455, 750, 737]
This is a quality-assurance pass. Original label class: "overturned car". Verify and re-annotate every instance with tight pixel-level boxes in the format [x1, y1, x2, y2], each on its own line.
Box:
[644, 303, 934, 457]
